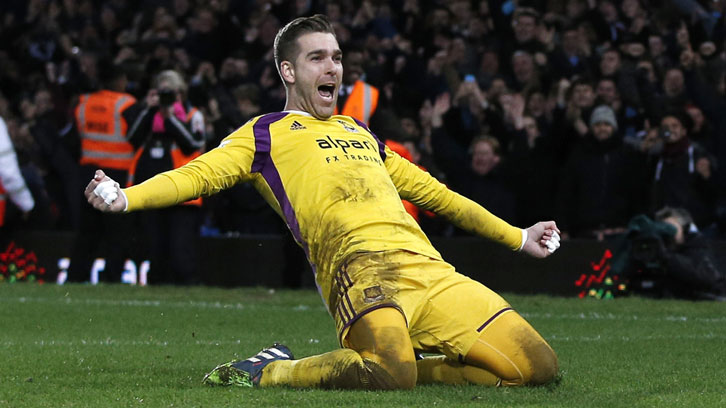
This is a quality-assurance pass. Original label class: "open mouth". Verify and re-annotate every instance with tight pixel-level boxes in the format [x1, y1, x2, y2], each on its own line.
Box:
[318, 84, 336, 100]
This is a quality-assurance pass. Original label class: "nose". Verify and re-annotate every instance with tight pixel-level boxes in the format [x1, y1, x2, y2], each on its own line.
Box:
[324, 56, 338, 75]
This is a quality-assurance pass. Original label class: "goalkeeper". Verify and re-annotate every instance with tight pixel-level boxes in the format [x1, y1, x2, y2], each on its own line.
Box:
[85, 14, 561, 389]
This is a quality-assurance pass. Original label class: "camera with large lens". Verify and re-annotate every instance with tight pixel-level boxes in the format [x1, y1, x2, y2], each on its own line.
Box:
[629, 233, 665, 269]
[158, 88, 176, 106]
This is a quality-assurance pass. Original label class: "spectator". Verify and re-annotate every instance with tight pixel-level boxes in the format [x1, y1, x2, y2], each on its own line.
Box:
[646, 111, 718, 229]
[649, 67, 689, 120]
[0, 115, 35, 246]
[67, 59, 136, 283]
[556, 105, 643, 240]
[551, 77, 596, 162]
[595, 77, 643, 139]
[124, 70, 205, 285]
[548, 24, 595, 80]
[504, 92, 557, 227]
[24, 88, 80, 229]
[335, 47, 380, 126]
[598, 48, 641, 109]
[510, 50, 543, 92]
[430, 92, 516, 228]
[1, 0, 725, 252]
[501, 7, 548, 67]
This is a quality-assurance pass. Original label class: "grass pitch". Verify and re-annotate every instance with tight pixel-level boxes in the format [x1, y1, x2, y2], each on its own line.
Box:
[1, 284, 725, 407]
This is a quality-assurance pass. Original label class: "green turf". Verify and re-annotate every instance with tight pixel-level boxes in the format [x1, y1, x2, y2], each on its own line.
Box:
[1, 284, 725, 407]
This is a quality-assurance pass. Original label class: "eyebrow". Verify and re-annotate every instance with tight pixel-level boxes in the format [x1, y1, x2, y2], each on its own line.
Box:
[306, 49, 343, 58]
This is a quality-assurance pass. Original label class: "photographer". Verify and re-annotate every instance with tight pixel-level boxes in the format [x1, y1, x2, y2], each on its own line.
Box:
[624, 207, 725, 300]
[123, 70, 205, 285]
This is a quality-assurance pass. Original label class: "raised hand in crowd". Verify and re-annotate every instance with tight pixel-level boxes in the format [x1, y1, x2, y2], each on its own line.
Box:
[195, 61, 217, 85]
[501, 93, 526, 130]
[430, 92, 451, 128]
[453, 80, 486, 109]
[556, 78, 571, 107]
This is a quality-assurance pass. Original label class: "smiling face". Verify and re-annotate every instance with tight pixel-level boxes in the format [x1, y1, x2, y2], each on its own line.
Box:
[280, 32, 342, 120]
[470, 138, 500, 176]
[660, 116, 687, 143]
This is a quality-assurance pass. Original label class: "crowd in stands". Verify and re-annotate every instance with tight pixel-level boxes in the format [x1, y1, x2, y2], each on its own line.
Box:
[2, 0, 726, 244]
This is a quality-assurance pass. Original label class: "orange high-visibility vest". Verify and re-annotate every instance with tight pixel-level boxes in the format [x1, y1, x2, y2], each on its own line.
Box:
[75, 90, 136, 170]
[334, 80, 379, 125]
[0, 182, 6, 227]
[127, 108, 203, 207]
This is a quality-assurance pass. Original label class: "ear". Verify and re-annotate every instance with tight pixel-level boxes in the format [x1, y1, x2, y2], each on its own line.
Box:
[280, 61, 295, 84]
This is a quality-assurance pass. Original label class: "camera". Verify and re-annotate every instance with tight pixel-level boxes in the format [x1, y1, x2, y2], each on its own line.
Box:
[657, 125, 672, 140]
[629, 234, 666, 269]
[158, 88, 176, 106]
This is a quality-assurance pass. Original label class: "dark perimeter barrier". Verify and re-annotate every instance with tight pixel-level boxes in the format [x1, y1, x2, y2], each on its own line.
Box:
[4, 231, 726, 297]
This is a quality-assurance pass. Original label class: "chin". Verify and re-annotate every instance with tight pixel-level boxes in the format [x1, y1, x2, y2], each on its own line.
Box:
[312, 106, 335, 120]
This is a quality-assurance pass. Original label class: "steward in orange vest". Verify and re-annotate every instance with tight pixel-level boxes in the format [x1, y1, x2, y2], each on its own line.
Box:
[334, 80, 379, 125]
[74, 90, 136, 170]
[68, 61, 135, 283]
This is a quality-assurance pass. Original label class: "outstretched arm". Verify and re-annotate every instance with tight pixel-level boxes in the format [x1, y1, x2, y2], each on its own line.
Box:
[84, 120, 258, 213]
[385, 147, 561, 257]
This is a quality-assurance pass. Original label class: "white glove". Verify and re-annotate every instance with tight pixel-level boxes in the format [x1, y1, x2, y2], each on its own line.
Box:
[546, 231, 561, 253]
[93, 180, 119, 205]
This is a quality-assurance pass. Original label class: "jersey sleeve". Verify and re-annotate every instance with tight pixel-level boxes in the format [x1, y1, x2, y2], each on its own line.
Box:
[123, 121, 257, 211]
[383, 145, 523, 250]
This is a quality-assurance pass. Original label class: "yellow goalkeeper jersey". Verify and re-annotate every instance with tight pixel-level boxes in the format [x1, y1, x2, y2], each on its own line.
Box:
[123, 111, 522, 307]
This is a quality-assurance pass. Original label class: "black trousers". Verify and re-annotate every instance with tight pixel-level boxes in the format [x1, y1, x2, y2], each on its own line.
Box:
[67, 166, 132, 283]
[137, 205, 201, 285]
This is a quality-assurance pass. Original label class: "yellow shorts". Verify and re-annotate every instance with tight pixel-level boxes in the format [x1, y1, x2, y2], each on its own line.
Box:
[331, 250, 513, 360]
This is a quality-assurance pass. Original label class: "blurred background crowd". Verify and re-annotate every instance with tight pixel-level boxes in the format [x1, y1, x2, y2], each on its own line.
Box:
[2, 0, 726, 285]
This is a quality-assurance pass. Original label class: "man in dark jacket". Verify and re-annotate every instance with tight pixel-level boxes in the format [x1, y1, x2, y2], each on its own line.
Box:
[557, 105, 644, 239]
[648, 110, 718, 229]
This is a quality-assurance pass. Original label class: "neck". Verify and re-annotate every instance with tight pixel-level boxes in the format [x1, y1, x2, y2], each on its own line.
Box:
[284, 88, 306, 114]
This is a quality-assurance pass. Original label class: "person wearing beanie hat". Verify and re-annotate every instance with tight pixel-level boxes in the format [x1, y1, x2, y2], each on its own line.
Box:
[590, 105, 618, 130]
[556, 103, 642, 239]
[589, 105, 618, 142]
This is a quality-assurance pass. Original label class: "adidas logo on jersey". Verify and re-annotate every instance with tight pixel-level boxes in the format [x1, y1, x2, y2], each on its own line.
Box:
[290, 121, 306, 130]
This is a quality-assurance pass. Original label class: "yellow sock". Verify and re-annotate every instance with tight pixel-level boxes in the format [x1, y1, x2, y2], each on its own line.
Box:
[259, 348, 398, 389]
[416, 356, 500, 386]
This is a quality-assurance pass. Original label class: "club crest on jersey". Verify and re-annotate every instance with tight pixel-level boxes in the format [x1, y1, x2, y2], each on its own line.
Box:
[289, 120, 306, 130]
[336, 120, 358, 133]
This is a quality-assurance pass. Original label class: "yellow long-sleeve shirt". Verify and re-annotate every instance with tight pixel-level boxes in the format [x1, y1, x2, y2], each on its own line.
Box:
[123, 111, 522, 307]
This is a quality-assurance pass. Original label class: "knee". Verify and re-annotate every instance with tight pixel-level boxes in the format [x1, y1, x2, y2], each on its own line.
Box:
[524, 344, 558, 386]
[363, 358, 417, 390]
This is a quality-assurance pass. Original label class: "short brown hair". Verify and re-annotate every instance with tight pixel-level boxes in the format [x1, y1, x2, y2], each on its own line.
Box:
[273, 14, 336, 76]
[470, 135, 501, 155]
